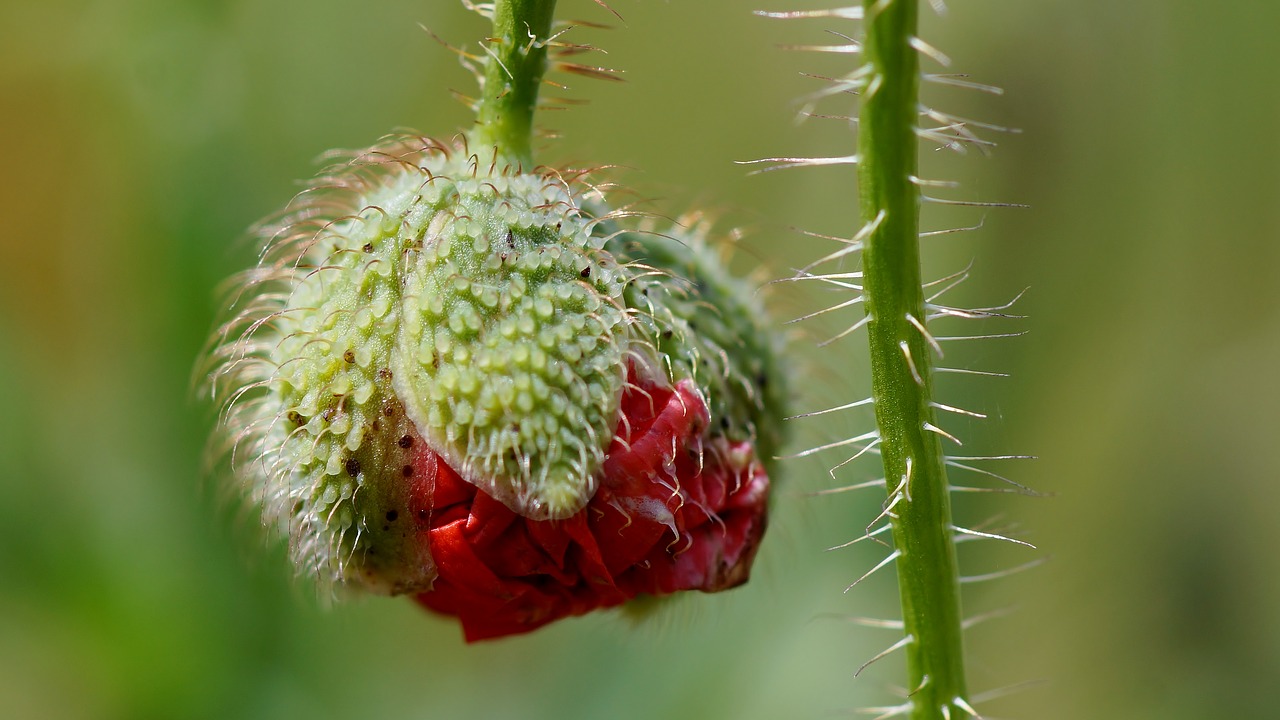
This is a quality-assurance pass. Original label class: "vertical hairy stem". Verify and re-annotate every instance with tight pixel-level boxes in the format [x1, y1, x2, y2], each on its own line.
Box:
[859, 1, 969, 717]
[469, 0, 559, 167]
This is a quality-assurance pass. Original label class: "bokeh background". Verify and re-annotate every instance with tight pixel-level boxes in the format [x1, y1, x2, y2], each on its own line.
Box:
[3, 1, 1278, 718]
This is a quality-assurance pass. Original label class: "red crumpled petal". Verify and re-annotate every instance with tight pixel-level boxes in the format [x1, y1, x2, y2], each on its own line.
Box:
[411, 372, 771, 642]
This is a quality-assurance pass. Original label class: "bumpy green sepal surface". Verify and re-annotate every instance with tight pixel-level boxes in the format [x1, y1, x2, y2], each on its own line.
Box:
[274, 139, 626, 522]
[390, 171, 629, 520]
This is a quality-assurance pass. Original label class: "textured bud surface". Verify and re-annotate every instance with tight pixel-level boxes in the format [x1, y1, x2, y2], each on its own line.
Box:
[390, 171, 629, 520]
[207, 134, 786, 633]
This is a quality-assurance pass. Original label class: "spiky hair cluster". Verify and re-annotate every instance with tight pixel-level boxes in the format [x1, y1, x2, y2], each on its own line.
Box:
[204, 135, 785, 593]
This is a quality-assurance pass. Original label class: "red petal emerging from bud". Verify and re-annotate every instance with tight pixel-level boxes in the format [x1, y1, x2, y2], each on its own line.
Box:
[415, 373, 770, 641]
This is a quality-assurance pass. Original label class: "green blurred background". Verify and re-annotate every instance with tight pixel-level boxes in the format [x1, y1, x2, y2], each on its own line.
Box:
[2, 1, 1277, 718]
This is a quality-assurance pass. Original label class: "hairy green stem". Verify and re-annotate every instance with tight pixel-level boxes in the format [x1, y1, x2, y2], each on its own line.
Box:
[469, 0, 559, 167]
[858, 1, 969, 717]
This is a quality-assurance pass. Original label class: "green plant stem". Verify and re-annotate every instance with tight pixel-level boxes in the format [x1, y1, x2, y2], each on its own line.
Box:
[469, 0, 559, 168]
[858, 1, 969, 717]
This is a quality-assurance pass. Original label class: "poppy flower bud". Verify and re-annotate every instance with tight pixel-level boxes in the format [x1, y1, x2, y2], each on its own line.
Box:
[206, 135, 784, 636]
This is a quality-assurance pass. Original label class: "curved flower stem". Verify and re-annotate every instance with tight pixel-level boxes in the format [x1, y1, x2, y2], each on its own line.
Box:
[468, 0, 559, 168]
[858, 1, 969, 717]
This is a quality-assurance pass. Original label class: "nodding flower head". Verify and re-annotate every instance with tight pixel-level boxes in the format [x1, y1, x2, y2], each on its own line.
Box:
[204, 134, 785, 638]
